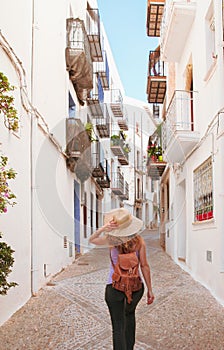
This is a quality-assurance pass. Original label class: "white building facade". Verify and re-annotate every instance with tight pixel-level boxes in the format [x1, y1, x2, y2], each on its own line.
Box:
[0, 0, 155, 325]
[147, 0, 224, 305]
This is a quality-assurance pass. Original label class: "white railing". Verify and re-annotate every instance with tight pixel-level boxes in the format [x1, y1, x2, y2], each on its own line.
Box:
[162, 90, 196, 148]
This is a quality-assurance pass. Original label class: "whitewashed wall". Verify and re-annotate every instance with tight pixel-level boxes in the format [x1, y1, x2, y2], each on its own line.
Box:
[0, 0, 76, 325]
[164, 0, 224, 305]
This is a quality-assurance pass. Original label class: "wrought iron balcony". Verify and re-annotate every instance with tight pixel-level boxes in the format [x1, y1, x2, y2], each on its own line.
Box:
[87, 73, 104, 117]
[91, 152, 104, 178]
[97, 160, 110, 188]
[117, 113, 128, 131]
[66, 118, 92, 181]
[86, 7, 103, 62]
[160, 0, 196, 62]
[110, 89, 123, 117]
[111, 171, 124, 196]
[147, 48, 166, 104]
[66, 18, 93, 103]
[95, 104, 110, 138]
[111, 135, 129, 165]
[147, 156, 167, 180]
[146, 0, 165, 37]
[95, 50, 110, 89]
[66, 118, 91, 159]
[162, 90, 200, 163]
[119, 181, 129, 200]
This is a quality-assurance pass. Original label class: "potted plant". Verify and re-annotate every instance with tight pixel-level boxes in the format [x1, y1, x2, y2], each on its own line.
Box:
[85, 122, 96, 142]
[156, 145, 163, 161]
[111, 134, 120, 146]
[123, 143, 131, 153]
[147, 143, 157, 161]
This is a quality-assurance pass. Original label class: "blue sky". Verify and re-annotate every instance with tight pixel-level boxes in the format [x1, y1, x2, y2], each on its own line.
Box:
[97, 0, 158, 102]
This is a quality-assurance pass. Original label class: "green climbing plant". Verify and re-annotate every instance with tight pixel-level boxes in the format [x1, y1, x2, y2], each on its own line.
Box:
[0, 233, 17, 295]
[0, 72, 19, 132]
[0, 71, 18, 295]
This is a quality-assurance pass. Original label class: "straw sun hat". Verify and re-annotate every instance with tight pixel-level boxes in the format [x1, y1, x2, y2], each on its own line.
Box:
[104, 208, 143, 245]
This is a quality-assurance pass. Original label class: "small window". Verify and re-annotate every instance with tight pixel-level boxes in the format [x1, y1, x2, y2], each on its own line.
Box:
[136, 150, 140, 170]
[193, 157, 213, 222]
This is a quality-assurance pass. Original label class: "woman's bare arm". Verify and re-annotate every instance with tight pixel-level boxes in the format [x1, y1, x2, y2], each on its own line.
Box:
[139, 237, 155, 304]
[88, 221, 118, 246]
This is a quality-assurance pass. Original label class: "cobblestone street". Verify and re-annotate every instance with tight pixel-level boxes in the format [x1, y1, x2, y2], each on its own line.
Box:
[0, 230, 224, 350]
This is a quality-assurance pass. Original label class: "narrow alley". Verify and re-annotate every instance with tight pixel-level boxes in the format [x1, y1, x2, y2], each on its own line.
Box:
[0, 230, 224, 350]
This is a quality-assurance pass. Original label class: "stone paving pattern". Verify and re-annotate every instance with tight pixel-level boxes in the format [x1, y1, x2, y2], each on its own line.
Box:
[0, 230, 224, 350]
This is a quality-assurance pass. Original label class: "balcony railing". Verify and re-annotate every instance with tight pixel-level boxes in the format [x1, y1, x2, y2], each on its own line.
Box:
[66, 118, 92, 181]
[87, 73, 104, 117]
[95, 50, 110, 89]
[97, 159, 110, 188]
[110, 89, 123, 117]
[95, 104, 110, 138]
[146, 0, 165, 37]
[91, 152, 104, 178]
[111, 171, 124, 196]
[66, 118, 91, 159]
[162, 90, 200, 162]
[117, 110, 128, 131]
[119, 181, 129, 200]
[111, 135, 129, 165]
[160, 0, 196, 62]
[66, 18, 93, 102]
[147, 156, 167, 179]
[86, 7, 103, 62]
[147, 48, 166, 104]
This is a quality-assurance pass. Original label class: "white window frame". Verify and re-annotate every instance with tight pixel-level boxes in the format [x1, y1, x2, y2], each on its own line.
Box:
[193, 157, 213, 222]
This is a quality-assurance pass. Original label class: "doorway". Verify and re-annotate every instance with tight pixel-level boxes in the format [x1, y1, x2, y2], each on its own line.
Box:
[74, 180, 80, 254]
[177, 180, 186, 262]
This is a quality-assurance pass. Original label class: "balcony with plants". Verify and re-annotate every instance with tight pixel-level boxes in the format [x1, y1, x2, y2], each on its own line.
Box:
[110, 133, 130, 165]
[160, 0, 196, 62]
[86, 6, 103, 62]
[146, 0, 165, 37]
[147, 126, 167, 180]
[162, 90, 200, 163]
[65, 18, 93, 104]
[147, 47, 166, 104]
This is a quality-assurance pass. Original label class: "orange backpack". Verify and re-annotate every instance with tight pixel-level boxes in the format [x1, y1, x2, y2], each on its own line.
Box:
[110, 251, 143, 303]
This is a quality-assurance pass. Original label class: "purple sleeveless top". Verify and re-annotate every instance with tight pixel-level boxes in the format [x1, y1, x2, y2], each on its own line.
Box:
[107, 247, 141, 285]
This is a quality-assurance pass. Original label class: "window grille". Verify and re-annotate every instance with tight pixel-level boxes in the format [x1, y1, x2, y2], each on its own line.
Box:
[194, 157, 213, 221]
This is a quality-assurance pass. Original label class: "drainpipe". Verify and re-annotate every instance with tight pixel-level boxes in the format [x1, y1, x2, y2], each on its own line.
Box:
[30, 0, 38, 296]
[218, 114, 224, 273]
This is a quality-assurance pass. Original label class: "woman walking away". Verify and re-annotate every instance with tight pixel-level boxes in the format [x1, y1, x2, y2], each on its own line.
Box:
[89, 208, 154, 350]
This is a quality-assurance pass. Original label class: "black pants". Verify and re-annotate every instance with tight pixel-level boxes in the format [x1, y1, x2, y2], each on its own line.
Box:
[105, 283, 144, 350]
